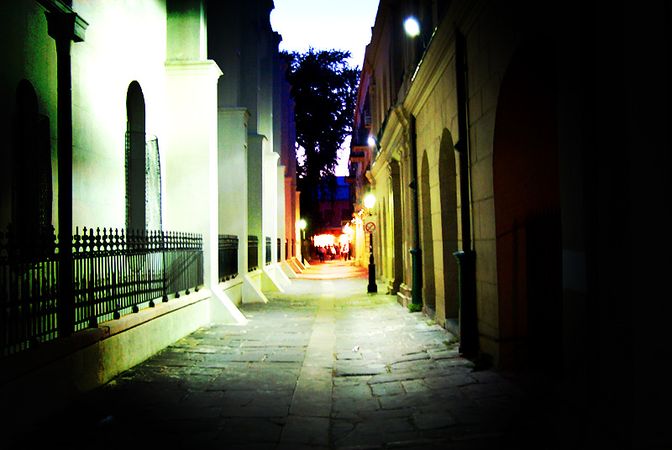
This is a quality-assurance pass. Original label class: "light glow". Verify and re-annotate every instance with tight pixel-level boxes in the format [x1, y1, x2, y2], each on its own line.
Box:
[363, 193, 376, 209]
[403, 16, 420, 37]
[313, 234, 336, 247]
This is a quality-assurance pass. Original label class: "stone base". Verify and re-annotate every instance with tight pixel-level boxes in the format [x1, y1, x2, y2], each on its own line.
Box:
[445, 317, 459, 337]
[397, 283, 412, 308]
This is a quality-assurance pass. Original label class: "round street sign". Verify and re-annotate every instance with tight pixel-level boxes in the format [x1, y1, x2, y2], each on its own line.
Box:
[365, 221, 376, 233]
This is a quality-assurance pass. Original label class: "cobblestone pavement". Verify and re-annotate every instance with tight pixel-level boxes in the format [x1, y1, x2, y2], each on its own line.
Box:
[11, 261, 552, 449]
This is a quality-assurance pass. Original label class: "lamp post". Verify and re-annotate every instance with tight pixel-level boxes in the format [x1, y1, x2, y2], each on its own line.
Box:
[364, 193, 377, 293]
[298, 219, 307, 265]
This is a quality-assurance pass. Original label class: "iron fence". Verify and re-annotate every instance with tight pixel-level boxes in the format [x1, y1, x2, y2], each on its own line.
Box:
[1, 226, 203, 358]
[247, 235, 258, 272]
[0, 226, 58, 357]
[218, 234, 238, 281]
[265, 237, 271, 265]
[277, 238, 281, 262]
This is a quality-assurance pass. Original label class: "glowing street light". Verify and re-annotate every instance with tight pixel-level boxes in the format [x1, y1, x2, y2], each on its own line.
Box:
[364, 192, 376, 210]
[367, 135, 376, 147]
[403, 16, 420, 38]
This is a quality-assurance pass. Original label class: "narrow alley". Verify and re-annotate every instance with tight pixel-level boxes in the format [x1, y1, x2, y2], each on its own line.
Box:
[9, 261, 550, 450]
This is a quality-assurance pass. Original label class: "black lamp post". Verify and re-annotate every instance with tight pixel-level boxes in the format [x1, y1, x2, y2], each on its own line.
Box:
[298, 218, 307, 265]
[364, 193, 377, 293]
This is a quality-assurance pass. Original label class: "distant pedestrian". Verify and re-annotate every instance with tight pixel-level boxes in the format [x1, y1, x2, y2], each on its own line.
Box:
[341, 242, 350, 260]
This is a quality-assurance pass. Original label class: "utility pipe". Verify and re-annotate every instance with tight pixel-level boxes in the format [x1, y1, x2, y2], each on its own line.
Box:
[408, 114, 422, 308]
[454, 30, 478, 357]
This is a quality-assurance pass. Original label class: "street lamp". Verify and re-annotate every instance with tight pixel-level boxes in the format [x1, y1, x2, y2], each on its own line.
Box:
[298, 218, 307, 265]
[404, 15, 427, 51]
[363, 193, 377, 293]
[403, 16, 420, 37]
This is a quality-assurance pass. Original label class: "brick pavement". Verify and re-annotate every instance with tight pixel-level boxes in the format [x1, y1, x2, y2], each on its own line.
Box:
[9, 260, 552, 449]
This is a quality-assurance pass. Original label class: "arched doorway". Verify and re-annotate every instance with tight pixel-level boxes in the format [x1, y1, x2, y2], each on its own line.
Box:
[420, 151, 435, 314]
[493, 39, 562, 372]
[126, 81, 146, 231]
[438, 129, 459, 330]
[12, 80, 52, 243]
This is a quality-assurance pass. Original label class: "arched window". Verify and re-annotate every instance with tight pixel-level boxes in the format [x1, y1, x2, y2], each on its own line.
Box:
[145, 135, 162, 231]
[126, 81, 146, 231]
[12, 80, 52, 244]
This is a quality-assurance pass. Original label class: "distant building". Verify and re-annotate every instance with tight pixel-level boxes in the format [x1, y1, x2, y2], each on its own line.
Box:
[316, 176, 354, 234]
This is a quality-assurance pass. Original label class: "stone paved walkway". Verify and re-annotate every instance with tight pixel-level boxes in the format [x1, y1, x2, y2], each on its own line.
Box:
[10, 260, 550, 449]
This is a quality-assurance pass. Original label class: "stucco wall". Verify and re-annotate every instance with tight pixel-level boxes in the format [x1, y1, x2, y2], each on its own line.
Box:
[71, 0, 168, 229]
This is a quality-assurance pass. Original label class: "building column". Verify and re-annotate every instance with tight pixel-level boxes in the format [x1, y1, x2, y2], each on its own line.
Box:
[277, 165, 287, 260]
[163, 61, 244, 324]
[218, 108, 249, 291]
[42, 2, 88, 337]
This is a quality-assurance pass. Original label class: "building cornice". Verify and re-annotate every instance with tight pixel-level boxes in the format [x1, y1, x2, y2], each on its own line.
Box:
[403, 13, 454, 114]
[165, 60, 223, 79]
[371, 105, 407, 178]
[38, 0, 89, 42]
[401, 0, 485, 115]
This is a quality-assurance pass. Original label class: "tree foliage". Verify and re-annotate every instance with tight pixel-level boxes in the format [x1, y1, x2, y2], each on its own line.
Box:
[283, 48, 359, 231]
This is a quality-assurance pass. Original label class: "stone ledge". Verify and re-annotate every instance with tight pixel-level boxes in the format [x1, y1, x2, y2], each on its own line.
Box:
[0, 288, 211, 386]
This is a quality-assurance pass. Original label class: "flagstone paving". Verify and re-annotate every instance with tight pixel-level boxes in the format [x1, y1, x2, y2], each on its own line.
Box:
[10, 260, 551, 449]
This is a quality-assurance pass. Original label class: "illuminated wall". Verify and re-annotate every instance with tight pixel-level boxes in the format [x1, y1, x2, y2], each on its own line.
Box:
[70, 0, 168, 229]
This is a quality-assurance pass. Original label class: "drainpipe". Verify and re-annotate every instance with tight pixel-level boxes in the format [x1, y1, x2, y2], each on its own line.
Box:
[408, 114, 422, 308]
[42, 1, 88, 337]
[454, 30, 478, 357]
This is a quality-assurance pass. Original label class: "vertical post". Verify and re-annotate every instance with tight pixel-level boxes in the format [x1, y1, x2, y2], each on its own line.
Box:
[44, 8, 88, 336]
[367, 232, 377, 293]
[298, 219, 307, 265]
[455, 31, 478, 357]
[56, 35, 74, 336]
[301, 229, 306, 265]
[408, 114, 422, 308]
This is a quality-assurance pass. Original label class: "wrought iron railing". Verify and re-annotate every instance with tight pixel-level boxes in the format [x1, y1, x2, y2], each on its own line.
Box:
[218, 234, 238, 281]
[277, 238, 281, 262]
[265, 237, 271, 265]
[1, 226, 203, 358]
[247, 235, 258, 272]
[0, 226, 58, 357]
